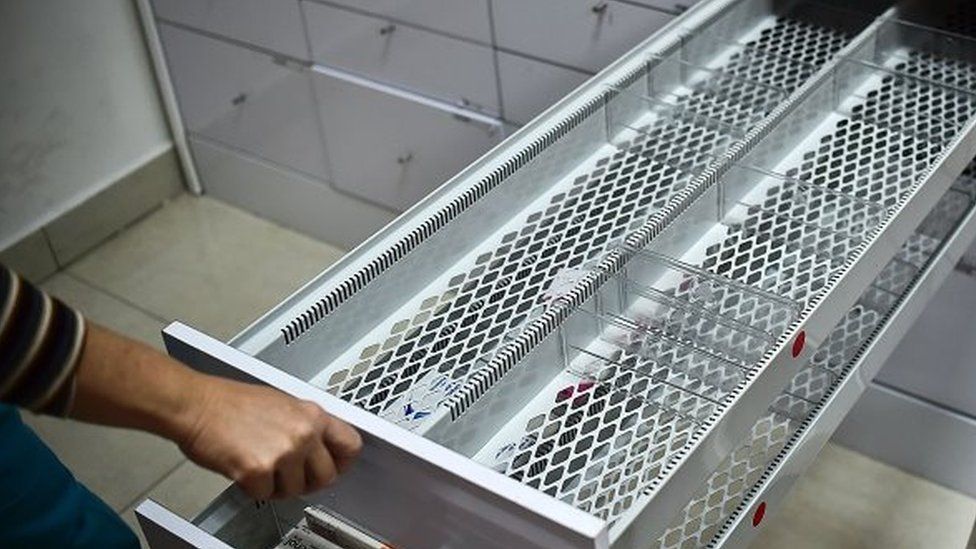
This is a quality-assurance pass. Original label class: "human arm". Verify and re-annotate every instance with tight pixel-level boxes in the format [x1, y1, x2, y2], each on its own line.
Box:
[0, 264, 362, 499]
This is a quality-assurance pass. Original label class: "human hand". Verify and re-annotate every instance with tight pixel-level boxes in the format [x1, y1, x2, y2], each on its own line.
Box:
[175, 377, 362, 500]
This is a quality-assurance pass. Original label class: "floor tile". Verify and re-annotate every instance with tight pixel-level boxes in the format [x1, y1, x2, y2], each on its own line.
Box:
[121, 460, 230, 548]
[41, 272, 167, 349]
[22, 414, 184, 513]
[753, 443, 976, 548]
[132, 459, 230, 519]
[69, 194, 345, 340]
[0, 229, 59, 283]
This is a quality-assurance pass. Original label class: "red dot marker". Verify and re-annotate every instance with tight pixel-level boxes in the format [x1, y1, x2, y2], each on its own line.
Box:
[752, 501, 767, 527]
[791, 330, 806, 358]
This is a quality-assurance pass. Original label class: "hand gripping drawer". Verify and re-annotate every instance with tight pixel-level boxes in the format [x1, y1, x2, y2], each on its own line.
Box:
[137, 0, 976, 547]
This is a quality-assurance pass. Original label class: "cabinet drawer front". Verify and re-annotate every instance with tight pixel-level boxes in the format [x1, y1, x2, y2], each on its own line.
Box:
[314, 74, 502, 212]
[498, 52, 592, 125]
[151, 0, 307, 59]
[493, 0, 674, 72]
[305, 2, 499, 113]
[321, 0, 492, 43]
[628, 0, 697, 14]
[160, 24, 330, 182]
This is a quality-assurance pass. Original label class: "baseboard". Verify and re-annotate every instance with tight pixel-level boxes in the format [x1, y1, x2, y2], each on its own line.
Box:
[834, 382, 976, 499]
[0, 147, 185, 281]
[189, 137, 396, 250]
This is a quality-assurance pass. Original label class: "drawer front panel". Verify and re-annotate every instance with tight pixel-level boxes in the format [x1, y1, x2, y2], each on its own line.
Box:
[160, 24, 330, 182]
[628, 0, 697, 13]
[151, 0, 307, 59]
[319, 0, 492, 43]
[305, 2, 499, 113]
[314, 74, 503, 212]
[498, 52, 592, 125]
[493, 0, 675, 72]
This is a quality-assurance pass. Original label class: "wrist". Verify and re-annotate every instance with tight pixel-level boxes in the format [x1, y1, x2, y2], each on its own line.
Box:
[158, 365, 214, 448]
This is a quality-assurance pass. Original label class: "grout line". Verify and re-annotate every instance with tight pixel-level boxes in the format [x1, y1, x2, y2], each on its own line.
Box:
[63, 271, 172, 325]
[117, 458, 188, 514]
[40, 229, 64, 272]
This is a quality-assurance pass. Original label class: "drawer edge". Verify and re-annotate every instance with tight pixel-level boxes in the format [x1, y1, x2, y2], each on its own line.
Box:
[707, 180, 976, 548]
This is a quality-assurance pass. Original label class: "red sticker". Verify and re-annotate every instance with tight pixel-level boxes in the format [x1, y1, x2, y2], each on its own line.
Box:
[752, 501, 767, 527]
[791, 331, 806, 358]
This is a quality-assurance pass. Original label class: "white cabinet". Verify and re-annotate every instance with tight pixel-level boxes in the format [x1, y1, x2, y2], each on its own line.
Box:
[627, 0, 697, 13]
[160, 24, 329, 181]
[498, 52, 591, 124]
[314, 74, 503, 211]
[493, 0, 675, 72]
[151, 0, 308, 59]
[305, 2, 499, 113]
[320, 0, 492, 43]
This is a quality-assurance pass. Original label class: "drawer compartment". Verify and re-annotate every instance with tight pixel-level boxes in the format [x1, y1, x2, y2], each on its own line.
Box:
[139, 1, 976, 548]
[659, 158, 976, 548]
[304, 2, 500, 114]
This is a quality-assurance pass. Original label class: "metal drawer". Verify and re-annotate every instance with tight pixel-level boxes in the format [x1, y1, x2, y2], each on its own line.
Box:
[139, 0, 976, 547]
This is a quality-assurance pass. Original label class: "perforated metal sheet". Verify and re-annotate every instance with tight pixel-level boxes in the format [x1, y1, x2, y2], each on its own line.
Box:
[656, 303, 879, 549]
[655, 161, 976, 548]
[271, 5, 976, 541]
[312, 14, 850, 428]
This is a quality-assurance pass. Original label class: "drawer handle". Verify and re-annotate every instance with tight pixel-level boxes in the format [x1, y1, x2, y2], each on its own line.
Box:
[591, 2, 609, 15]
[397, 153, 414, 165]
[379, 23, 397, 36]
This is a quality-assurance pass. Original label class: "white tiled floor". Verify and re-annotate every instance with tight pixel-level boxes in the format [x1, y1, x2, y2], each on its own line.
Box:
[754, 444, 976, 549]
[20, 193, 976, 547]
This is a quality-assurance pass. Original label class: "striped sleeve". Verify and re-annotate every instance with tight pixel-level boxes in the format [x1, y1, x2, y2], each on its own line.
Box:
[0, 264, 86, 416]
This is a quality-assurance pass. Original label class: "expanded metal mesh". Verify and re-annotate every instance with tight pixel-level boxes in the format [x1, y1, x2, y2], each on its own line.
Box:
[315, 15, 849, 430]
[656, 161, 976, 548]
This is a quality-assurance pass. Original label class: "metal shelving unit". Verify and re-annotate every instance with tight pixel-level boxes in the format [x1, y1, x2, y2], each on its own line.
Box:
[135, 1, 976, 547]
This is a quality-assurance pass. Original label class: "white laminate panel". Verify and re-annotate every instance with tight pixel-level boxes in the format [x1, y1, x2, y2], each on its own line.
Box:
[151, 0, 307, 59]
[319, 0, 492, 43]
[159, 24, 330, 181]
[191, 137, 396, 250]
[626, 0, 695, 14]
[305, 2, 499, 113]
[313, 74, 503, 212]
[492, 0, 674, 72]
[497, 52, 592, 125]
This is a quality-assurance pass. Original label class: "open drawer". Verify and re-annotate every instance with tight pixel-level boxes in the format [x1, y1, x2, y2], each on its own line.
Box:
[137, 0, 976, 547]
